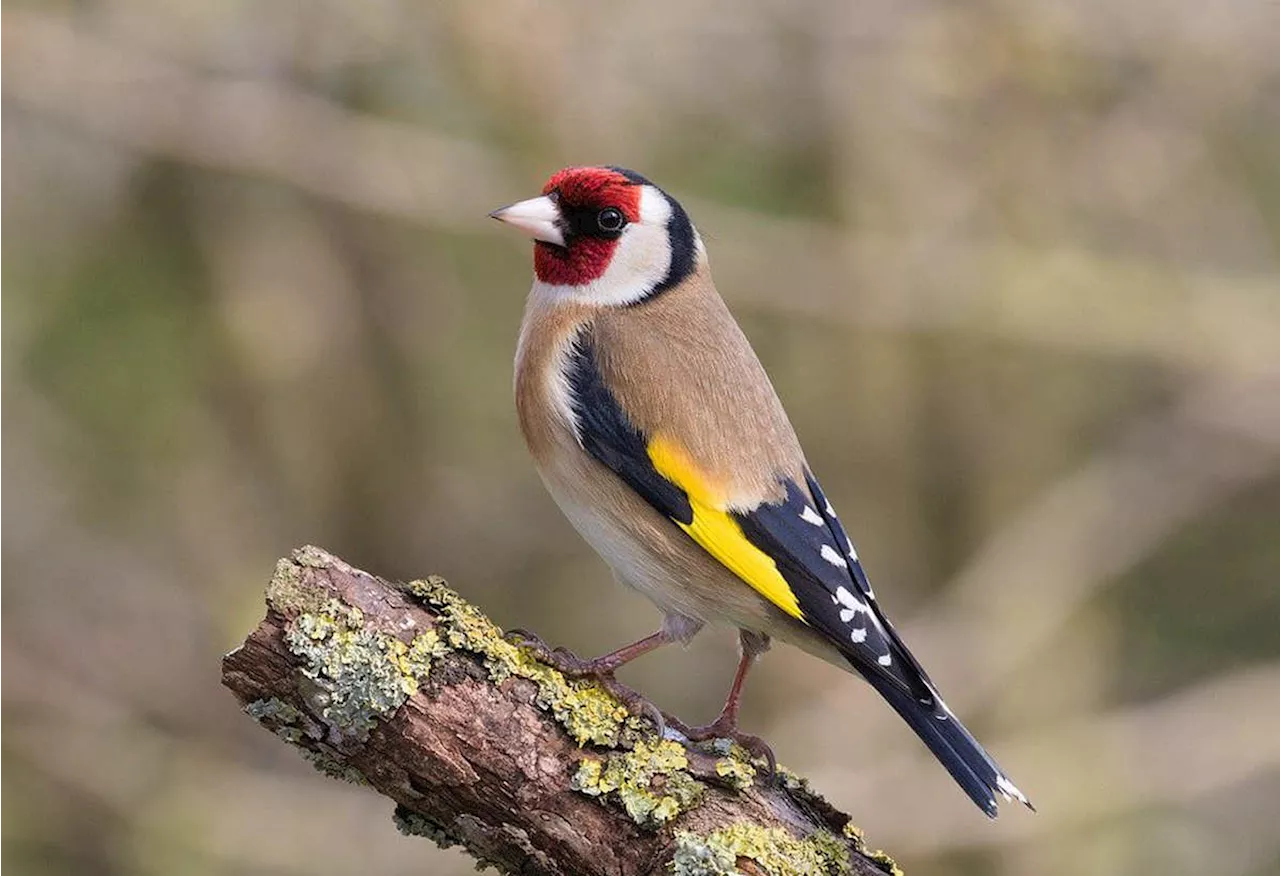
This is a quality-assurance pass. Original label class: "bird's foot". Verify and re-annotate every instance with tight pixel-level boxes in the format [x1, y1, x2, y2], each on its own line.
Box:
[504, 629, 666, 735]
[671, 715, 777, 779]
[504, 628, 601, 675]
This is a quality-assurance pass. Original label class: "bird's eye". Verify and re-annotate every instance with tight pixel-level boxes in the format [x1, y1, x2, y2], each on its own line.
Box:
[596, 208, 626, 233]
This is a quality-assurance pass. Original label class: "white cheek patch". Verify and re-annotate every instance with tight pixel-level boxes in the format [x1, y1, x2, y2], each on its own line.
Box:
[534, 186, 686, 307]
[637, 184, 673, 225]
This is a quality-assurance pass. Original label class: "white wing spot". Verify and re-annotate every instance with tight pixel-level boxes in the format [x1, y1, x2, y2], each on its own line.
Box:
[845, 537, 859, 561]
[996, 775, 1029, 805]
[825, 500, 836, 516]
[800, 505, 825, 526]
[820, 544, 848, 568]
[877, 653, 893, 667]
[835, 587, 857, 607]
[834, 587, 868, 623]
[850, 627, 867, 644]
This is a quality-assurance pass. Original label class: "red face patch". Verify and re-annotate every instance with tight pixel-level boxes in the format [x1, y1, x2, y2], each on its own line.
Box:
[533, 167, 642, 287]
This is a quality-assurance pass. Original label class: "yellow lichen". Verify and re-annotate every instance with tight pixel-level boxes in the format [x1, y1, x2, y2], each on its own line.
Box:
[775, 763, 810, 793]
[292, 544, 338, 569]
[393, 628, 446, 696]
[402, 576, 648, 747]
[571, 739, 703, 828]
[282, 598, 447, 738]
[265, 556, 329, 616]
[714, 756, 756, 791]
[671, 822, 854, 876]
[868, 849, 902, 876]
[837, 819, 901, 875]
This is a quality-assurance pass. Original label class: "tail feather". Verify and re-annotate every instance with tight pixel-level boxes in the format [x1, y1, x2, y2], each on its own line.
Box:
[862, 670, 1033, 817]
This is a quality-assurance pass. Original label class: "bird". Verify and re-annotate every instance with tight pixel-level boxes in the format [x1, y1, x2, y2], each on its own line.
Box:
[490, 165, 1033, 817]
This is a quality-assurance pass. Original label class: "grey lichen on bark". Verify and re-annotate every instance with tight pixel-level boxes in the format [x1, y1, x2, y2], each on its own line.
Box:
[221, 546, 902, 876]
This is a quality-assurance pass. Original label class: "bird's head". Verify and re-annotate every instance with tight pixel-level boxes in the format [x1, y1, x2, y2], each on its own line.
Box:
[490, 166, 701, 305]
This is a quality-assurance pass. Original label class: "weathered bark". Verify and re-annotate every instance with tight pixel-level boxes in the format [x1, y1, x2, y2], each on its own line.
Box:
[221, 546, 901, 876]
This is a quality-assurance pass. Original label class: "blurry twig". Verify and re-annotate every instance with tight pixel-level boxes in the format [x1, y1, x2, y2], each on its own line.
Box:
[2, 9, 513, 229]
[6, 9, 1277, 377]
[708, 206, 1280, 379]
[908, 374, 1280, 708]
[835, 662, 1280, 865]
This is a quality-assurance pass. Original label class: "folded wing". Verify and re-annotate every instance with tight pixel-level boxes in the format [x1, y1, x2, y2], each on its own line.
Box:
[563, 328, 1031, 815]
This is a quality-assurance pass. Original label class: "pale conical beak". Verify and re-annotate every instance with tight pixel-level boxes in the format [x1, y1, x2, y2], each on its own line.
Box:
[489, 195, 566, 247]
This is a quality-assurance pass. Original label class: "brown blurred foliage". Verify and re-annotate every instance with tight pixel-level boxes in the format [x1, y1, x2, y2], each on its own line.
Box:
[4, 2, 1279, 875]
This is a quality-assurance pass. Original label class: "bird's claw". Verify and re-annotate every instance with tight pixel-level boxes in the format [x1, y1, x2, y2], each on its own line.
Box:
[591, 675, 667, 737]
[504, 629, 591, 672]
[502, 629, 666, 735]
[671, 717, 777, 780]
[503, 628, 553, 656]
[503, 628, 586, 672]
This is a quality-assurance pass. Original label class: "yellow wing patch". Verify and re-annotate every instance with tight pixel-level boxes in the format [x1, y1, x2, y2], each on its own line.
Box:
[647, 435, 805, 621]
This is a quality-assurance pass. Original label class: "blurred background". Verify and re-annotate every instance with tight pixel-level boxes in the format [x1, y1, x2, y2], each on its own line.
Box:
[4, 1, 1280, 874]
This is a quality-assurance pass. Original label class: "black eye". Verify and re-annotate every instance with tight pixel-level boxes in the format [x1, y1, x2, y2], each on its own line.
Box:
[596, 208, 626, 233]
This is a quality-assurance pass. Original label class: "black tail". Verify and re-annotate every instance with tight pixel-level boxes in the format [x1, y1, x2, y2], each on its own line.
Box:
[861, 670, 1033, 818]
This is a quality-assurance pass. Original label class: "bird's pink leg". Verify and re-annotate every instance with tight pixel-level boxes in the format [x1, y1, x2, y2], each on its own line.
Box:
[692, 643, 756, 734]
[577, 630, 672, 674]
[505, 628, 672, 676]
[673, 631, 776, 774]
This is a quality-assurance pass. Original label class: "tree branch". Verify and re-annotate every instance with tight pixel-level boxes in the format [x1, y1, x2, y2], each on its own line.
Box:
[221, 546, 901, 876]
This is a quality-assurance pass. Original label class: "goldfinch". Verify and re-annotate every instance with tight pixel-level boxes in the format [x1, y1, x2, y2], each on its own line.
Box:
[491, 166, 1032, 817]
